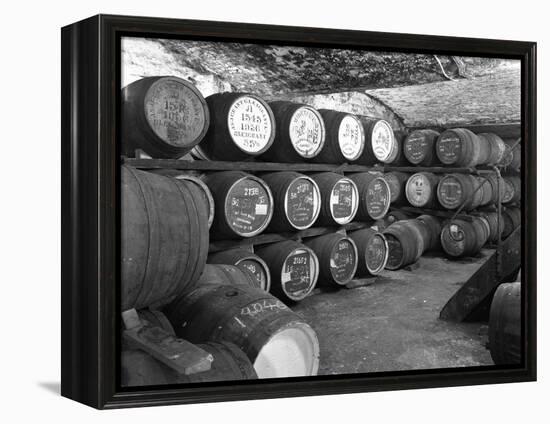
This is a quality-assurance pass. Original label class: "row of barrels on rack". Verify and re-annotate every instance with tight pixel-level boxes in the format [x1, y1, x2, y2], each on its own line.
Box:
[158, 168, 392, 239]
[384, 171, 521, 211]
[379, 207, 521, 269]
[121, 76, 520, 171]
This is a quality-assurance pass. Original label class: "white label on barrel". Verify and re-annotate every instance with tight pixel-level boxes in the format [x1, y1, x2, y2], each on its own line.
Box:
[330, 239, 357, 283]
[226, 178, 272, 236]
[406, 174, 431, 207]
[289, 106, 325, 157]
[145, 78, 207, 147]
[371, 120, 395, 162]
[281, 249, 315, 299]
[442, 224, 466, 256]
[227, 96, 273, 153]
[330, 179, 358, 225]
[437, 133, 461, 164]
[338, 115, 364, 161]
[285, 178, 320, 229]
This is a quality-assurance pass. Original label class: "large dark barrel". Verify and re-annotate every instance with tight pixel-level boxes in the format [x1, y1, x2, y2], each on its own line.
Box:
[121, 76, 210, 159]
[488, 282, 521, 365]
[502, 207, 521, 238]
[436, 128, 483, 167]
[440, 216, 489, 257]
[310, 172, 359, 226]
[403, 129, 441, 166]
[478, 133, 507, 166]
[164, 281, 320, 378]
[359, 117, 398, 164]
[437, 173, 485, 211]
[416, 215, 442, 251]
[208, 251, 271, 291]
[349, 172, 391, 220]
[121, 166, 209, 311]
[261, 101, 325, 162]
[199, 92, 276, 161]
[348, 228, 389, 276]
[383, 171, 410, 205]
[204, 171, 273, 239]
[503, 176, 521, 204]
[405, 172, 441, 209]
[311, 110, 365, 163]
[152, 170, 215, 228]
[261, 172, 321, 232]
[304, 233, 358, 287]
[255, 241, 319, 302]
[121, 341, 257, 386]
[383, 220, 427, 270]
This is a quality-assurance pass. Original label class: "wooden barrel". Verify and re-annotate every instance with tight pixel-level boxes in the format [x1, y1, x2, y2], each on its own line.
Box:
[164, 281, 320, 378]
[261, 101, 325, 162]
[261, 172, 321, 232]
[152, 170, 215, 228]
[383, 220, 426, 270]
[121, 166, 209, 311]
[440, 217, 489, 257]
[383, 171, 410, 205]
[121, 341, 258, 386]
[502, 207, 521, 238]
[348, 228, 389, 276]
[503, 176, 521, 204]
[200, 92, 276, 161]
[349, 172, 391, 220]
[478, 133, 507, 166]
[304, 233, 358, 287]
[121, 76, 210, 159]
[436, 128, 482, 167]
[208, 251, 271, 291]
[488, 282, 521, 365]
[204, 171, 273, 239]
[437, 173, 485, 210]
[405, 172, 441, 208]
[360, 118, 398, 164]
[502, 139, 521, 170]
[403, 129, 441, 166]
[311, 110, 365, 163]
[255, 241, 319, 302]
[473, 211, 504, 242]
[310, 172, 359, 225]
[416, 215, 442, 251]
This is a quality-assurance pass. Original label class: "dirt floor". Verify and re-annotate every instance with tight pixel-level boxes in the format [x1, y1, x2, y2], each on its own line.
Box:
[292, 249, 495, 375]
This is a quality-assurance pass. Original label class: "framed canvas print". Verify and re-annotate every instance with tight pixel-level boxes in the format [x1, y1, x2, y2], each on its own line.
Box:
[61, 14, 536, 409]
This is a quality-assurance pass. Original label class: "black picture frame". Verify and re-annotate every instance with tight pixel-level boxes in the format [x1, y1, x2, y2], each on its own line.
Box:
[61, 14, 537, 409]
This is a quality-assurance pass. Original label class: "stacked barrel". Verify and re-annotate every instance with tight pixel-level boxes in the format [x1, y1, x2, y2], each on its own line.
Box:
[120, 75, 522, 383]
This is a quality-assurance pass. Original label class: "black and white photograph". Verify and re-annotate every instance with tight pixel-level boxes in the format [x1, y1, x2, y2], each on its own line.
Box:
[119, 35, 524, 386]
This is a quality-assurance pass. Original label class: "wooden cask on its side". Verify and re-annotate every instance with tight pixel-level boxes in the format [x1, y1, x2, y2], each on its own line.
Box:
[403, 129, 441, 166]
[349, 172, 391, 220]
[488, 282, 521, 365]
[348, 228, 389, 276]
[208, 251, 271, 291]
[310, 172, 359, 226]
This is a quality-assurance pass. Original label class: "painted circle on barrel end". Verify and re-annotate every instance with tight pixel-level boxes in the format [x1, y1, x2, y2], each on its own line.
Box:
[366, 234, 388, 274]
[329, 238, 358, 284]
[404, 131, 430, 164]
[371, 120, 396, 163]
[437, 131, 462, 164]
[281, 248, 318, 300]
[225, 177, 273, 237]
[329, 178, 359, 225]
[338, 115, 365, 161]
[288, 106, 325, 158]
[406, 173, 433, 208]
[366, 177, 391, 220]
[144, 77, 208, 147]
[437, 176, 464, 209]
[227, 96, 274, 154]
[284, 177, 321, 230]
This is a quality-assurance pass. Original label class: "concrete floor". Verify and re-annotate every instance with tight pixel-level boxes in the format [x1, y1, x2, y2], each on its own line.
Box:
[292, 249, 495, 375]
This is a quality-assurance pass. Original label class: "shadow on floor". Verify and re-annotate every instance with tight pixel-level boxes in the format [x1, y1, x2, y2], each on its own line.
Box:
[37, 382, 60, 395]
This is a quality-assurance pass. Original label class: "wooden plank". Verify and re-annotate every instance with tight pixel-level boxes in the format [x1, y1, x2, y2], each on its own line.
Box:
[123, 158, 491, 175]
[208, 221, 370, 253]
[122, 310, 213, 375]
